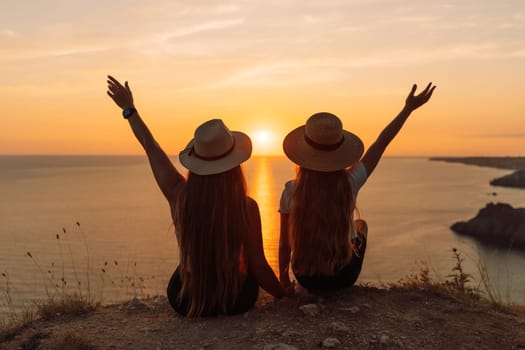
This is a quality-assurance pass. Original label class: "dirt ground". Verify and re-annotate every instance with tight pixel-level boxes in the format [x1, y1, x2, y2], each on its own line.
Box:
[2, 285, 525, 350]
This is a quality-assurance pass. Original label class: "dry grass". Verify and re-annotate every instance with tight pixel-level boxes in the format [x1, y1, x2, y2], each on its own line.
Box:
[1, 221, 152, 342]
[0, 296, 95, 343]
[389, 248, 482, 305]
[35, 295, 97, 320]
[0, 320, 26, 343]
[2, 243, 522, 344]
[389, 247, 525, 313]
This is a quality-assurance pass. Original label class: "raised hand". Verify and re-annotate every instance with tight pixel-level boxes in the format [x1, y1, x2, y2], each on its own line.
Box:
[107, 75, 134, 110]
[405, 82, 436, 111]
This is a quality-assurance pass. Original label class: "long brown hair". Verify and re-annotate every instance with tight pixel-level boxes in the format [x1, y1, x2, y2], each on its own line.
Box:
[177, 166, 248, 316]
[289, 167, 356, 276]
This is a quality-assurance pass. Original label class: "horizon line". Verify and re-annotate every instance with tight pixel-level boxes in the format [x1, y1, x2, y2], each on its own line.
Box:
[1, 154, 524, 158]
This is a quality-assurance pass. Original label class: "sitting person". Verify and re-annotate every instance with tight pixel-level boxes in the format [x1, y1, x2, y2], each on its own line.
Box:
[278, 83, 436, 292]
[106, 76, 285, 316]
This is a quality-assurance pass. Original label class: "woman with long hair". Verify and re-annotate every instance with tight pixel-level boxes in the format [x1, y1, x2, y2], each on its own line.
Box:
[279, 83, 436, 292]
[107, 76, 285, 316]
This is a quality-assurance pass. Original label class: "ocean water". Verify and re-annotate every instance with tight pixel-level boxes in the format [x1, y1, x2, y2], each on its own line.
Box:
[1, 155, 524, 316]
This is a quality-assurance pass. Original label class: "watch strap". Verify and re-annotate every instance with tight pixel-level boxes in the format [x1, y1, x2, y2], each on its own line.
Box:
[123, 107, 137, 119]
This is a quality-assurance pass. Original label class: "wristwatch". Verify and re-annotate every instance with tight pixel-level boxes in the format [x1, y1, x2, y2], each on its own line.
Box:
[122, 107, 137, 119]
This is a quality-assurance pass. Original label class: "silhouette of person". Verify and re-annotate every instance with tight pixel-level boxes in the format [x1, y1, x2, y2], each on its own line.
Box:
[278, 83, 436, 293]
[107, 76, 286, 316]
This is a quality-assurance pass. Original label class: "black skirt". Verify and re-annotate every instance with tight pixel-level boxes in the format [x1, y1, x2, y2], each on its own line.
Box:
[294, 234, 367, 291]
[167, 267, 259, 317]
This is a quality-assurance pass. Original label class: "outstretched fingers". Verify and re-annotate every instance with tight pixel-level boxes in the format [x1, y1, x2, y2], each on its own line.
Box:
[425, 84, 436, 101]
[409, 84, 417, 98]
[106, 75, 134, 109]
[106, 76, 125, 94]
[406, 82, 436, 109]
[417, 82, 433, 97]
[107, 75, 124, 88]
[418, 83, 436, 103]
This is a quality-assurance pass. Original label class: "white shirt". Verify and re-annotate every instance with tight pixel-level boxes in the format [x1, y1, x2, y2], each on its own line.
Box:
[278, 162, 368, 238]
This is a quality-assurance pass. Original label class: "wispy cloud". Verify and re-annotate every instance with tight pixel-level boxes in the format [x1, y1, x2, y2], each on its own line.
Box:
[211, 40, 525, 88]
[0, 43, 120, 62]
[473, 134, 525, 139]
[167, 18, 245, 38]
[212, 61, 331, 87]
[0, 29, 16, 38]
[396, 15, 440, 24]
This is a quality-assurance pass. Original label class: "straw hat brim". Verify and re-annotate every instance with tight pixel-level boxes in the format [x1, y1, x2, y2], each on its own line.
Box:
[179, 131, 252, 175]
[283, 126, 364, 172]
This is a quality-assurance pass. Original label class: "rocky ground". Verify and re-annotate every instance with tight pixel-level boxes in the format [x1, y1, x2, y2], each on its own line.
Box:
[2, 286, 525, 350]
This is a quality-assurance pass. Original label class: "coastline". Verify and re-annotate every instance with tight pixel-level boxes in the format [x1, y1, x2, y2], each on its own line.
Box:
[431, 157, 525, 250]
[429, 156, 525, 170]
[2, 287, 525, 350]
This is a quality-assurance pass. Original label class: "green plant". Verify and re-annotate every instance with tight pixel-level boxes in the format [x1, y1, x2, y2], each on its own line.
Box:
[390, 248, 481, 302]
[445, 248, 474, 293]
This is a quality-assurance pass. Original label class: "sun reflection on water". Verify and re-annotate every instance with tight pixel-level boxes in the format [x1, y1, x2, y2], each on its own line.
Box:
[249, 157, 280, 270]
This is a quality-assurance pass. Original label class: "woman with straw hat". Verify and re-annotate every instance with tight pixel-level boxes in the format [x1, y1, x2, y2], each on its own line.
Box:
[279, 83, 436, 293]
[107, 76, 286, 316]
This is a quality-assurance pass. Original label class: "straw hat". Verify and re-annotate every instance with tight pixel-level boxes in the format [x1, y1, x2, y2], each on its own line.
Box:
[179, 119, 252, 175]
[283, 112, 364, 172]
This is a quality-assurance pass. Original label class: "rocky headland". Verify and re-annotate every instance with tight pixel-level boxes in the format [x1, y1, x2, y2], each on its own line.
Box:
[490, 169, 525, 189]
[430, 157, 525, 248]
[451, 202, 525, 249]
[430, 156, 525, 170]
[430, 156, 525, 188]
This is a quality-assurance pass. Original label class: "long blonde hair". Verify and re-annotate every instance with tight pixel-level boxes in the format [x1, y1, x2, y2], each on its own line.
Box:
[289, 167, 356, 276]
[177, 166, 248, 316]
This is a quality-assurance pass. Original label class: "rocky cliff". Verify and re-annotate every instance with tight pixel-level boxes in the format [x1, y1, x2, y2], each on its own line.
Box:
[490, 170, 525, 189]
[451, 203, 525, 249]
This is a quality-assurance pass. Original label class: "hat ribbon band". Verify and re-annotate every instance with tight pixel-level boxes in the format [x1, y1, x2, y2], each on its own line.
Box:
[304, 135, 345, 151]
[189, 139, 236, 161]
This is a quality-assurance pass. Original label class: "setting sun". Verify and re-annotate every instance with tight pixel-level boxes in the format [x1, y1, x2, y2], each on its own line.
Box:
[1, 0, 524, 157]
[254, 130, 272, 145]
[251, 129, 280, 155]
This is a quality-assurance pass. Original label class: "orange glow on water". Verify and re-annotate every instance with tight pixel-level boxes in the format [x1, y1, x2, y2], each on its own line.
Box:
[250, 157, 280, 270]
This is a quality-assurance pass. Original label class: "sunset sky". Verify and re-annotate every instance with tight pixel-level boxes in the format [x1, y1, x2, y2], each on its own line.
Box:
[2, 0, 524, 156]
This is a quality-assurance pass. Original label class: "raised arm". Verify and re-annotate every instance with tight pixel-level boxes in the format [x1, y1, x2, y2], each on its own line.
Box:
[106, 75, 184, 202]
[361, 82, 436, 177]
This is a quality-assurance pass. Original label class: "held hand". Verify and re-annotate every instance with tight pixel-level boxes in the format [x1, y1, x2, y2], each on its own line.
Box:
[405, 82, 436, 111]
[107, 75, 134, 109]
[280, 275, 296, 297]
[284, 281, 295, 297]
